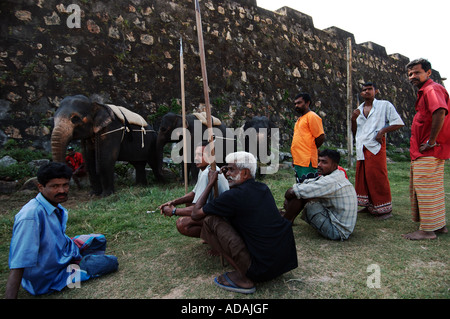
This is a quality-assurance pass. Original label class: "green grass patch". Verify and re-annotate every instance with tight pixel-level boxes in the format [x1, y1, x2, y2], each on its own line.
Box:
[0, 162, 449, 299]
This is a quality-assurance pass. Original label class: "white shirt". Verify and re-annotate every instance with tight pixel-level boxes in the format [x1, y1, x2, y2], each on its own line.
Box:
[192, 165, 229, 203]
[355, 99, 404, 160]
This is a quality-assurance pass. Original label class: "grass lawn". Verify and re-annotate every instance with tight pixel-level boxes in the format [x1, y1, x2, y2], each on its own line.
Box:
[0, 161, 449, 299]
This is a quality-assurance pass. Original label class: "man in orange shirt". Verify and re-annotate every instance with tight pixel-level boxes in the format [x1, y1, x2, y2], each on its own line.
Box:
[290, 93, 325, 182]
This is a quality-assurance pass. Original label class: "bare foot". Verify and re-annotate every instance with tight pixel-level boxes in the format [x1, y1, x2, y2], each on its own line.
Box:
[375, 212, 393, 220]
[402, 230, 437, 240]
[435, 226, 448, 234]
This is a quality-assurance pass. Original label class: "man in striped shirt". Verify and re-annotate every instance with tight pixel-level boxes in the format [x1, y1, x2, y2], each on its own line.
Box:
[283, 149, 358, 240]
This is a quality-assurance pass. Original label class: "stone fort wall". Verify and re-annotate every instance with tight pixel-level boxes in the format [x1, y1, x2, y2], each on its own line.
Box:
[0, 0, 444, 151]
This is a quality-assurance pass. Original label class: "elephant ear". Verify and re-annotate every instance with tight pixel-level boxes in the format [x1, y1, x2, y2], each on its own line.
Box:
[92, 102, 115, 134]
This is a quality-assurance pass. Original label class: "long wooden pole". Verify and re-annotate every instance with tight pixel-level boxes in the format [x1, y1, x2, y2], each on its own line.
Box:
[346, 37, 353, 168]
[194, 0, 218, 196]
[180, 37, 188, 194]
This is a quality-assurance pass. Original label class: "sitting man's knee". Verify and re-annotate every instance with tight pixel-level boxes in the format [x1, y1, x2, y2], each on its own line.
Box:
[176, 217, 189, 233]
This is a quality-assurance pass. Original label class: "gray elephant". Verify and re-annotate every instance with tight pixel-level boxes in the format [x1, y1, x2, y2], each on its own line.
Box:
[51, 95, 163, 196]
[242, 116, 278, 176]
[243, 116, 277, 158]
[156, 112, 235, 182]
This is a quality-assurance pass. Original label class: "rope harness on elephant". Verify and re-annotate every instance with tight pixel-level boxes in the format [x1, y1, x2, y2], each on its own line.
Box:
[100, 126, 156, 148]
[95, 127, 155, 175]
[99, 105, 155, 148]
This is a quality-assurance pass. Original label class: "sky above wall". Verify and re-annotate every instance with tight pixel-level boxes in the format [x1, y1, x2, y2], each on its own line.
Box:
[257, 0, 449, 85]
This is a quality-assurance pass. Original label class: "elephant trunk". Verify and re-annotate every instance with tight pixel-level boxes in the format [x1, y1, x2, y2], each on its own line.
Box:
[51, 118, 74, 163]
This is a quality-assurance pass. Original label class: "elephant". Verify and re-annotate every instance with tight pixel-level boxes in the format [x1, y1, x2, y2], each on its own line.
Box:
[156, 112, 235, 183]
[242, 116, 279, 176]
[51, 95, 163, 196]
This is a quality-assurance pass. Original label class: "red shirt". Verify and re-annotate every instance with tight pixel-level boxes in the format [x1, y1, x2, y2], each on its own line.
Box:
[410, 79, 450, 160]
[65, 152, 84, 171]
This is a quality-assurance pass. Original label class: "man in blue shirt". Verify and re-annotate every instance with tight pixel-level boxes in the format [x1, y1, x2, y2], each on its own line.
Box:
[5, 162, 117, 298]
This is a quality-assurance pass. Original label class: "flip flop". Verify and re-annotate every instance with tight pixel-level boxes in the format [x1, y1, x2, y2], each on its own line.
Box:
[214, 272, 256, 294]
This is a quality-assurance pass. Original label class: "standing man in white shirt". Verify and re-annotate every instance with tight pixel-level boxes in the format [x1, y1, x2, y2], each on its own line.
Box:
[351, 82, 404, 220]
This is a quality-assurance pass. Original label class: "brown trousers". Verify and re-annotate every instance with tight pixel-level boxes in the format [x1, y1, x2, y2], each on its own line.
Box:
[200, 215, 251, 275]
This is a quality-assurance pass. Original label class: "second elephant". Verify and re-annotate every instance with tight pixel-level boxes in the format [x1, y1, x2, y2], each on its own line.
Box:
[156, 112, 235, 182]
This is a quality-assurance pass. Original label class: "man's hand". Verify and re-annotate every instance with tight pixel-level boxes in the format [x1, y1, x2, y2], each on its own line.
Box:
[161, 204, 176, 217]
[207, 169, 219, 185]
[158, 200, 174, 215]
[284, 187, 296, 200]
[375, 130, 385, 144]
[351, 109, 361, 121]
[419, 141, 439, 153]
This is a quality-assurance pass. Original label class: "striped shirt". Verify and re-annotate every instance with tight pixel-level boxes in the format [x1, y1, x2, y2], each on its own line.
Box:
[293, 169, 357, 239]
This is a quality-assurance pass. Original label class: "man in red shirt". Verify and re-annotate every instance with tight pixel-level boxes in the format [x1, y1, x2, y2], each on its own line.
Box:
[403, 58, 449, 240]
[65, 146, 86, 189]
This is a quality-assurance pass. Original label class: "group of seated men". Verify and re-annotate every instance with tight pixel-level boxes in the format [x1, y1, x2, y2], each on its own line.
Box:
[158, 143, 357, 294]
[5, 141, 356, 298]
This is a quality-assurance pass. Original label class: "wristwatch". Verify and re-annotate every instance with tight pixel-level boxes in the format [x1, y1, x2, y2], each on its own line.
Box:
[172, 208, 177, 216]
[426, 140, 437, 148]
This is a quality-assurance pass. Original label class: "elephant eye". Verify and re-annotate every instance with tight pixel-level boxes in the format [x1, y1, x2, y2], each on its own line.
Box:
[71, 115, 82, 124]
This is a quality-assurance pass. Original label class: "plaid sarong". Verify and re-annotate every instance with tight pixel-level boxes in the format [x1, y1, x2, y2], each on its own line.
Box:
[70, 234, 118, 278]
[72, 234, 106, 256]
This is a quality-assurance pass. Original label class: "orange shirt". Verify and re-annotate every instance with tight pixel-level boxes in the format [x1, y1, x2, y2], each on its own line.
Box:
[291, 111, 324, 167]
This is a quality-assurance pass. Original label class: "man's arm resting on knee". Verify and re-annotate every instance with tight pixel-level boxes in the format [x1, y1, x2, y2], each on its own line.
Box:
[5, 268, 24, 299]
[158, 191, 195, 213]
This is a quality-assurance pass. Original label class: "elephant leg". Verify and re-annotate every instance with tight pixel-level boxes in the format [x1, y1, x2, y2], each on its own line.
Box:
[98, 157, 116, 196]
[131, 162, 147, 185]
[84, 143, 103, 196]
[88, 168, 103, 195]
[148, 156, 164, 182]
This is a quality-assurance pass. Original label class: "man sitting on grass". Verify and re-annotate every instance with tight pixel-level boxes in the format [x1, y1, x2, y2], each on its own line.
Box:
[5, 162, 118, 298]
[283, 149, 358, 241]
[158, 142, 229, 241]
[192, 152, 298, 294]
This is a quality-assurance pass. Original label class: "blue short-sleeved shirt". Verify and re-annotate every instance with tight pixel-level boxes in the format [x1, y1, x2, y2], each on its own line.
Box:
[8, 193, 81, 295]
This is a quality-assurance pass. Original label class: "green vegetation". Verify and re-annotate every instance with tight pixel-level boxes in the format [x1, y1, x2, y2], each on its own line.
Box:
[0, 140, 51, 180]
[0, 161, 448, 299]
[147, 98, 182, 123]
